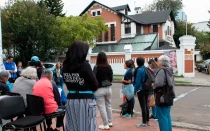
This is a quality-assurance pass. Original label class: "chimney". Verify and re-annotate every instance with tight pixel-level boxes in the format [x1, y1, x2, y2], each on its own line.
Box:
[134, 7, 141, 14]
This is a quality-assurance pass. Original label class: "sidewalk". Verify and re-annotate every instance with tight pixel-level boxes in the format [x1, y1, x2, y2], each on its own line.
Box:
[47, 112, 188, 131]
[175, 70, 210, 87]
[97, 113, 188, 131]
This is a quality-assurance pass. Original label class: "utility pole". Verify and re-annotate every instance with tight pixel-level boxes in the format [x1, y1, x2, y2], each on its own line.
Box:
[0, 6, 4, 71]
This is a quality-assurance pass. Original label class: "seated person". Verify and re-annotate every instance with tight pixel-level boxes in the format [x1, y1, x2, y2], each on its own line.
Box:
[0, 71, 11, 96]
[12, 67, 37, 106]
[33, 69, 64, 131]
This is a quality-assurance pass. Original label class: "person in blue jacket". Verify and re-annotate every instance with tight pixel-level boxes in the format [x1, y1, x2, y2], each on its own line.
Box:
[4, 56, 17, 83]
[133, 57, 149, 128]
[56, 81, 67, 105]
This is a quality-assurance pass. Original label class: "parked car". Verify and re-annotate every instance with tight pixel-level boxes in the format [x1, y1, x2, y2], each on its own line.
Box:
[197, 59, 210, 73]
[43, 63, 56, 72]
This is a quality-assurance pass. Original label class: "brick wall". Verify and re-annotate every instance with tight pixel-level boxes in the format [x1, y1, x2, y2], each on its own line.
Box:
[88, 5, 122, 42]
[143, 24, 163, 40]
[184, 49, 194, 73]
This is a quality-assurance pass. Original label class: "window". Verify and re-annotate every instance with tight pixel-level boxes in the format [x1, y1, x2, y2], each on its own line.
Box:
[111, 24, 115, 41]
[125, 23, 131, 34]
[91, 9, 101, 17]
[92, 12, 96, 16]
[153, 25, 158, 32]
[167, 26, 170, 35]
[97, 11, 101, 16]
[98, 32, 102, 42]
[136, 24, 141, 34]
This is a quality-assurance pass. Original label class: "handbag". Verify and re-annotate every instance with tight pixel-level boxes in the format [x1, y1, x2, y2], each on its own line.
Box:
[121, 84, 134, 100]
[148, 94, 155, 107]
[155, 69, 175, 107]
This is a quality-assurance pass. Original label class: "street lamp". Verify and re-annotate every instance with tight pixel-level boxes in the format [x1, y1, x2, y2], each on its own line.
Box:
[0, 6, 4, 71]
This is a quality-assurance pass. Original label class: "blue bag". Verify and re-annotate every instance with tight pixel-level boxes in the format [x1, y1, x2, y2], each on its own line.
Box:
[122, 84, 134, 100]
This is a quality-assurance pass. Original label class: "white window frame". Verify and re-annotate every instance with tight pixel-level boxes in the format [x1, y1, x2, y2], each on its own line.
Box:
[91, 9, 102, 17]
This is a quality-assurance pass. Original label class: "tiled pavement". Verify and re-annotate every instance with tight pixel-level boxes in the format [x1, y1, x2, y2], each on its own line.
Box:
[46, 112, 189, 131]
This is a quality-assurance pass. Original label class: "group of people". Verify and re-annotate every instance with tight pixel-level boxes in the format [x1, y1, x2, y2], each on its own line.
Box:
[61, 40, 175, 131]
[0, 40, 175, 131]
[0, 56, 67, 131]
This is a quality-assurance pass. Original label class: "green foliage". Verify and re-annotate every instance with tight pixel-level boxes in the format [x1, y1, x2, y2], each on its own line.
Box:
[38, 0, 65, 17]
[147, 0, 183, 17]
[198, 32, 210, 55]
[173, 21, 197, 47]
[56, 14, 108, 49]
[173, 20, 210, 54]
[208, 10, 210, 28]
[2, 1, 59, 65]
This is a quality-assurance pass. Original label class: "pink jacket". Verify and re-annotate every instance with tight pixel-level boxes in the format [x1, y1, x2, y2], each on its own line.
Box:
[33, 77, 58, 114]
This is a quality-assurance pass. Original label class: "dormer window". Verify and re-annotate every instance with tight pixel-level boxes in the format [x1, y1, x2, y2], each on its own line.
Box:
[97, 11, 101, 15]
[92, 12, 96, 16]
[91, 9, 102, 17]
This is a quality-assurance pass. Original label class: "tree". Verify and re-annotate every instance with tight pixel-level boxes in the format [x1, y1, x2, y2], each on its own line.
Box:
[145, 0, 183, 17]
[55, 14, 108, 50]
[173, 20, 210, 50]
[173, 21, 197, 48]
[208, 10, 210, 28]
[196, 31, 210, 55]
[38, 0, 65, 17]
[2, 1, 59, 64]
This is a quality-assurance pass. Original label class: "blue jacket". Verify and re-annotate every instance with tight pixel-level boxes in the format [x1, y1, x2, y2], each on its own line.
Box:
[57, 85, 67, 104]
[4, 62, 17, 79]
[133, 66, 146, 94]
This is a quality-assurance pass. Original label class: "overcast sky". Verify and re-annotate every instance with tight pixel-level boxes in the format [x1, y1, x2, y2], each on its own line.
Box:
[1, 0, 210, 23]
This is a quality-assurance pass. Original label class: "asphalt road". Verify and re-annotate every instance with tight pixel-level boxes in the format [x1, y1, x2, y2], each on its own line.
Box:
[64, 83, 210, 127]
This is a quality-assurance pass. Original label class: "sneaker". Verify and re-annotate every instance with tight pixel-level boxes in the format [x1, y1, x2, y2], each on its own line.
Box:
[98, 125, 110, 130]
[122, 113, 131, 118]
[136, 123, 147, 128]
[150, 115, 158, 120]
[108, 122, 113, 127]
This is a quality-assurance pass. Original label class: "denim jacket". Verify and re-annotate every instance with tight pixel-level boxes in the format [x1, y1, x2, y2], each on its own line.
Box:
[133, 65, 146, 94]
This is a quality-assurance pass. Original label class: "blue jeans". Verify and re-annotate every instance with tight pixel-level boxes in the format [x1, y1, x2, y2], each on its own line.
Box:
[152, 106, 156, 117]
[156, 106, 172, 131]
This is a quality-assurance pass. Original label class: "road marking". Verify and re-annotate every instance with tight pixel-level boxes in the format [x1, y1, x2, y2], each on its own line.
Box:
[204, 105, 210, 107]
[174, 87, 201, 102]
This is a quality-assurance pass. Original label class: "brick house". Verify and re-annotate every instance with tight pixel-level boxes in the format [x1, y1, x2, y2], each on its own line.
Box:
[80, 1, 177, 53]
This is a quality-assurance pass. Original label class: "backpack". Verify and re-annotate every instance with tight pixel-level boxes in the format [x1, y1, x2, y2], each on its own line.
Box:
[120, 102, 128, 116]
[143, 67, 155, 91]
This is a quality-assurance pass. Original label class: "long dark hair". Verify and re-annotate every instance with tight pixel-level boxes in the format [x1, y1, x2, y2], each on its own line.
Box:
[96, 52, 109, 67]
[130, 59, 135, 69]
[134, 57, 145, 82]
[148, 59, 158, 69]
[63, 41, 89, 71]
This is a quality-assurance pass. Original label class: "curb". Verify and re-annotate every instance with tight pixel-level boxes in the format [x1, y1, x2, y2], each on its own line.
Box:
[112, 81, 210, 87]
[112, 109, 210, 131]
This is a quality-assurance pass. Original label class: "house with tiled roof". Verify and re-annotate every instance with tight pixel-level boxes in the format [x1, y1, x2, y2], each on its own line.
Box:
[80, 1, 177, 53]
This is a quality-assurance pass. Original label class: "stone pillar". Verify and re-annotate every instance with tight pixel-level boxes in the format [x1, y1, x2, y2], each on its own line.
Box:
[179, 35, 196, 77]
[124, 44, 132, 61]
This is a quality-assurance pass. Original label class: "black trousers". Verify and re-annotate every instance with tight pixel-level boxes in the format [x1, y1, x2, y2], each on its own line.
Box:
[46, 106, 65, 128]
[46, 115, 64, 128]
[126, 98, 134, 115]
[137, 90, 149, 124]
[8, 78, 16, 83]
